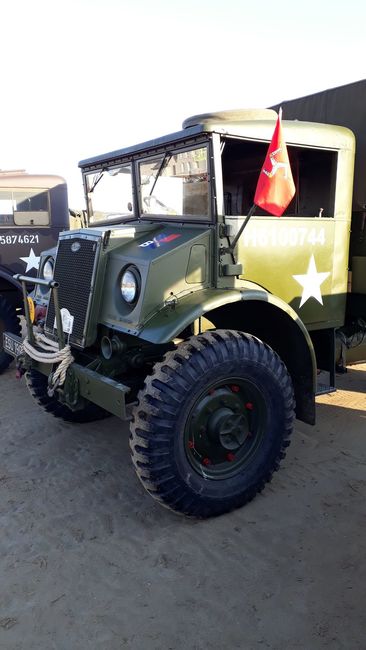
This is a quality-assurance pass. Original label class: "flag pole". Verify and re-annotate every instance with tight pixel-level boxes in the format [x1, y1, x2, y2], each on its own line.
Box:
[225, 106, 294, 253]
[228, 203, 256, 252]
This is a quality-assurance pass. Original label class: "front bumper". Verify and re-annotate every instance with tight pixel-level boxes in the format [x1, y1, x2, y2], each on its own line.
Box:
[4, 330, 130, 419]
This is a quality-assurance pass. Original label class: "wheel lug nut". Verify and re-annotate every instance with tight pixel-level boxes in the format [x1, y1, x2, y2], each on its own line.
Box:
[202, 458, 211, 466]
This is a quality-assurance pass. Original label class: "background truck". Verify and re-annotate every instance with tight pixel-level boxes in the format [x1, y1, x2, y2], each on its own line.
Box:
[0, 171, 69, 372]
[4, 83, 366, 517]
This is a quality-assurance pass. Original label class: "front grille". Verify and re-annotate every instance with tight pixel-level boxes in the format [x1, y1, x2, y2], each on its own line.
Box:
[45, 235, 101, 348]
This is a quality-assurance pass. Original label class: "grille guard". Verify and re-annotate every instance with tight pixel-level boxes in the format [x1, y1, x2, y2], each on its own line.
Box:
[14, 274, 66, 349]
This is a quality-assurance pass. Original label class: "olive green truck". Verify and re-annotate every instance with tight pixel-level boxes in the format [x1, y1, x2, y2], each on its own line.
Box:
[4, 80, 366, 517]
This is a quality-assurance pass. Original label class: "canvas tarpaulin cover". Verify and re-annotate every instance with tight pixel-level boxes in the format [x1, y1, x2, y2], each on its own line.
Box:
[272, 79, 366, 211]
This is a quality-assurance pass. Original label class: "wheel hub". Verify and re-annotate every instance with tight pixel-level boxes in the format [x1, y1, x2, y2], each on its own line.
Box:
[185, 380, 266, 479]
[207, 408, 248, 450]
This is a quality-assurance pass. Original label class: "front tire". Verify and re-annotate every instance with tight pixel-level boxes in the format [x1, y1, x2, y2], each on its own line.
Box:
[0, 295, 21, 374]
[26, 369, 109, 423]
[130, 330, 295, 518]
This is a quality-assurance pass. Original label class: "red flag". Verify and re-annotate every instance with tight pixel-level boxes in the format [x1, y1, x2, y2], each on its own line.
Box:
[254, 109, 295, 216]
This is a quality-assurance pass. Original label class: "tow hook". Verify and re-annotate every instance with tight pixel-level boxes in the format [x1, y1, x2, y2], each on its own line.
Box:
[15, 360, 26, 380]
[15, 353, 29, 379]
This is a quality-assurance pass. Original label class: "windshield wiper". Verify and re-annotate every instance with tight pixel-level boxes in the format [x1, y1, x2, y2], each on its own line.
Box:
[149, 152, 172, 196]
[88, 169, 105, 193]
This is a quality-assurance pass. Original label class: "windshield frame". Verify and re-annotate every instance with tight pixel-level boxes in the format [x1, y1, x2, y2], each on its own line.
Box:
[85, 162, 136, 227]
[137, 142, 212, 223]
[82, 135, 214, 227]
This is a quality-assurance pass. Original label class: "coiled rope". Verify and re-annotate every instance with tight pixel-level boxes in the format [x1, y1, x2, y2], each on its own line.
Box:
[22, 333, 74, 391]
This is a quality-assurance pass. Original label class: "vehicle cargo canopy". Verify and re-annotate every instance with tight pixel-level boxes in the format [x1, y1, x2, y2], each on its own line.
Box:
[272, 79, 366, 211]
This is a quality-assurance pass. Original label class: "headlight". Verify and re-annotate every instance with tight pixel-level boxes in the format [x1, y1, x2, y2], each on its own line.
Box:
[43, 258, 54, 281]
[120, 266, 140, 304]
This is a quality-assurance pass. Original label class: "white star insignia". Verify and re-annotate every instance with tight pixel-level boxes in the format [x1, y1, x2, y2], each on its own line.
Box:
[293, 254, 330, 308]
[20, 247, 41, 273]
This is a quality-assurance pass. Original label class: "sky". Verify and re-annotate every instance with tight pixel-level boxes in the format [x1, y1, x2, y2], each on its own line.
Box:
[1, 0, 365, 207]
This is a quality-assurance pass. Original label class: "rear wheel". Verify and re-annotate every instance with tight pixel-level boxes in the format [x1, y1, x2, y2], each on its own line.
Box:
[26, 369, 109, 423]
[0, 295, 21, 374]
[130, 330, 295, 518]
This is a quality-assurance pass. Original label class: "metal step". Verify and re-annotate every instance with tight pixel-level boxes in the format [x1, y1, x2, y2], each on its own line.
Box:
[316, 370, 336, 396]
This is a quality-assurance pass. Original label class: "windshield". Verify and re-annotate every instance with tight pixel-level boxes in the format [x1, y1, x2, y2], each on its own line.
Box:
[139, 146, 209, 219]
[86, 164, 134, 223]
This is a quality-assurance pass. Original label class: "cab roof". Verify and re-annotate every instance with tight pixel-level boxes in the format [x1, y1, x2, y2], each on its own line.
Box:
[79, 109, 355, 171]
[0, 173, 67, 189]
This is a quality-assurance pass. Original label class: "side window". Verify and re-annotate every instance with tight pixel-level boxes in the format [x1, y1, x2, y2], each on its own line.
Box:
[222, 137, 337, 218]
[0, 189, 50, 226]
[14, 189, 50, 225]
[0, 191, 13, 225]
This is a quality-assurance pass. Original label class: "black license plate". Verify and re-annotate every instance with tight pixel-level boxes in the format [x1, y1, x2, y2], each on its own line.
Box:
[3, 332, 23, 358]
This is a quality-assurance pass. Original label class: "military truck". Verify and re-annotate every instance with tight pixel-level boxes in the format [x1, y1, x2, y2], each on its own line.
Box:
[0, 172, 69, 373]
[3, 92, 365, 517]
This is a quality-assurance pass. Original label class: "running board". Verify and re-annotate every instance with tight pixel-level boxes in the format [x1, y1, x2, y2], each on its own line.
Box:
[316, 370, 336, 395]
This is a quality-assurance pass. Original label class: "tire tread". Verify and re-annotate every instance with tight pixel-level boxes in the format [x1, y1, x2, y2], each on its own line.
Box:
[130, 330, 295, 518]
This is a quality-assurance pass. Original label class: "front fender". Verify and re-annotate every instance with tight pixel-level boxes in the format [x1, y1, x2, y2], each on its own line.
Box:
[138, 287, 246, 344]
[138, 282, 313, 358]
[0, 267, 22, 292]
[138, 282, 317, 425]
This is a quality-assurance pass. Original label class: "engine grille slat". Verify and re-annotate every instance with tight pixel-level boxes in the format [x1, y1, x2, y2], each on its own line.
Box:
[45, 235, 100, 347]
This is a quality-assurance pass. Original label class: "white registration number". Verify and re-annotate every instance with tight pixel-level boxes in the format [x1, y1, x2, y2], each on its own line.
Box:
[3, 333, 22, 357]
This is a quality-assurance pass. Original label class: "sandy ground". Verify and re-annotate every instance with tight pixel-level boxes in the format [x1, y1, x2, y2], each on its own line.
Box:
[0, 362, 365, 650]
